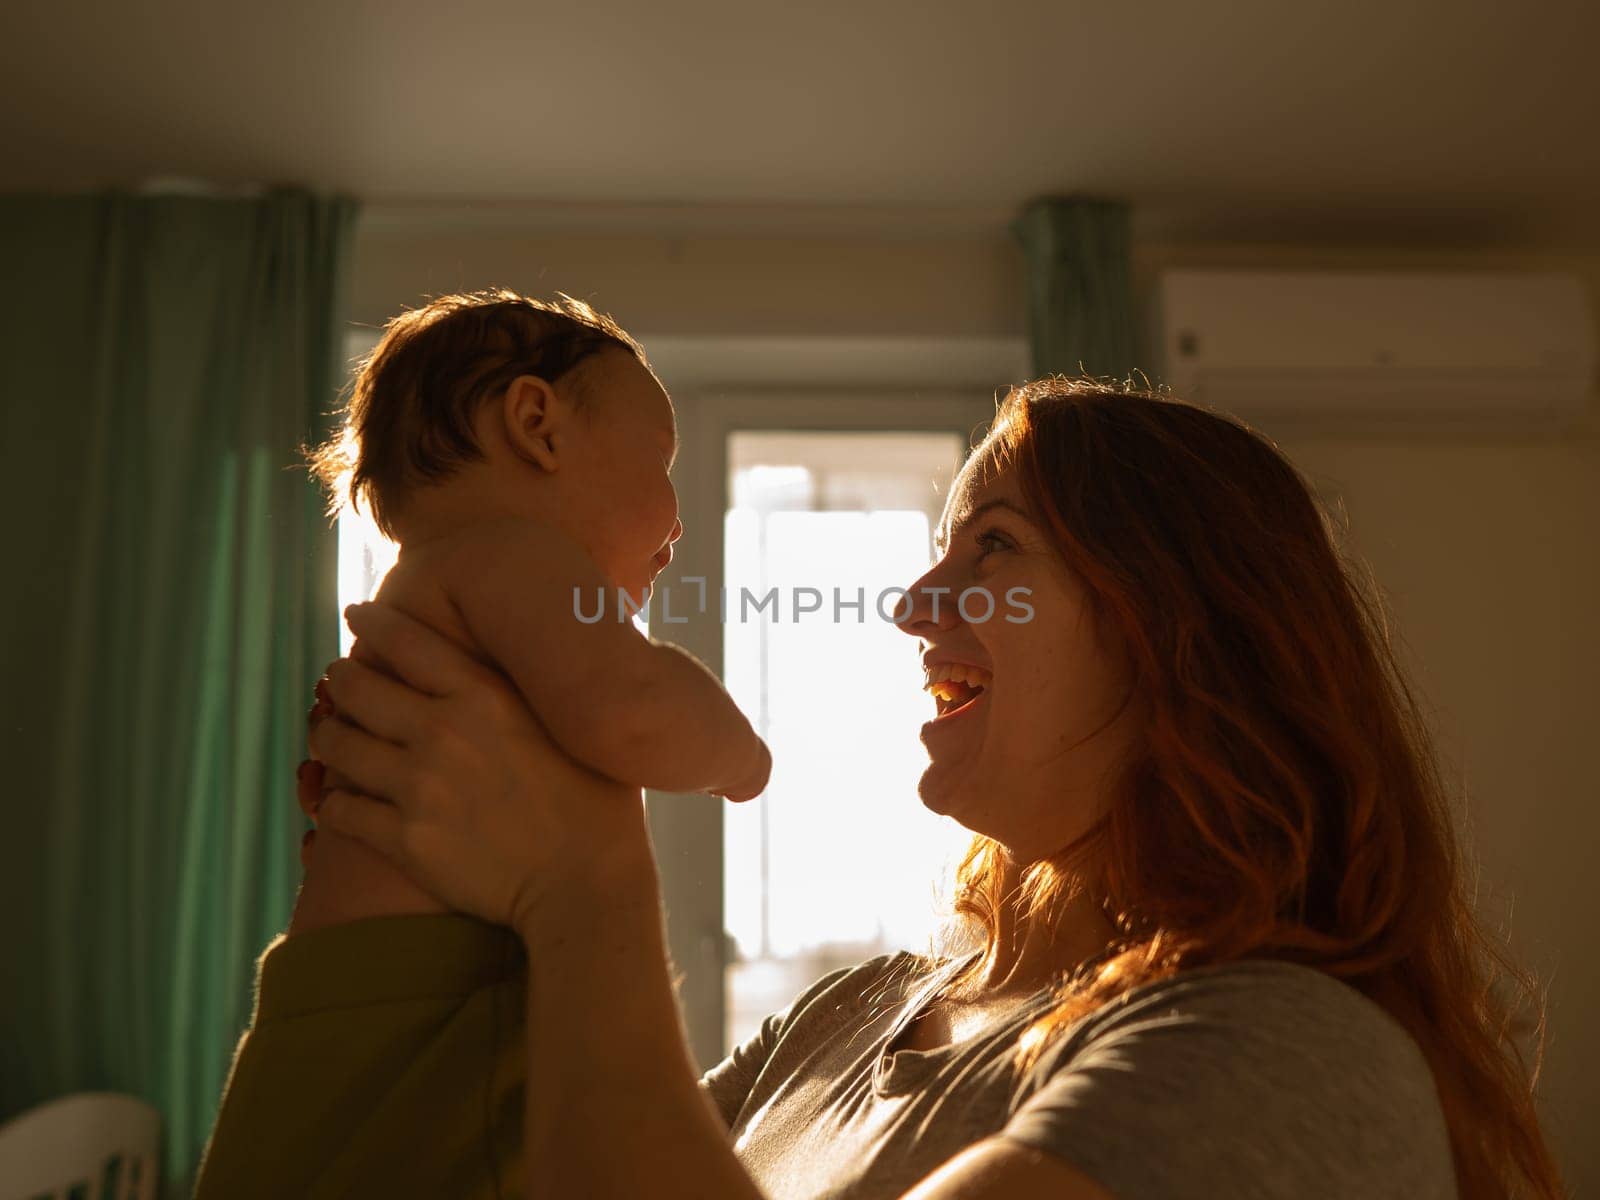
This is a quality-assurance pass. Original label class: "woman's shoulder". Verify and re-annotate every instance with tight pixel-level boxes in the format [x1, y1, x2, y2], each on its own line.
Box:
[1048, 957, 1448, 1137]
[736, 947, 965, 1055]
[1009, 959, 1458, 1199]
[1084, 958, 1431, 1062]
[773, 949, 939, 1024]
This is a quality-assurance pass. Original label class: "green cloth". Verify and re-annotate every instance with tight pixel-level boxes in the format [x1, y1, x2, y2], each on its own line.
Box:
[0, 188, 357, 1196]
[1010, 195, 1137, 380]
[193, 915, 528, 1199]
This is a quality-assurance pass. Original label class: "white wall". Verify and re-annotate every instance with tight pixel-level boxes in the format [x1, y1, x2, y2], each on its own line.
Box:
[349, 224, 1025, 338]
[1278, 431, 1599, 1191]
[350, 218, 1599, 1192]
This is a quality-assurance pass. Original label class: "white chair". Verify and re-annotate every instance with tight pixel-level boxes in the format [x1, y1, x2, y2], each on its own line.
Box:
[0, 1093, 161, 1200]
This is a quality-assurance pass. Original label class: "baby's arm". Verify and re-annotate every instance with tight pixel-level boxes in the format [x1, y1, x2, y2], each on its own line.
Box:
[441, 517, 770, 799]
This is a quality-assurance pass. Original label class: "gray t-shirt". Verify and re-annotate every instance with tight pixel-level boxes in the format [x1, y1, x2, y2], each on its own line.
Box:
[698, 951, 1457, 1199]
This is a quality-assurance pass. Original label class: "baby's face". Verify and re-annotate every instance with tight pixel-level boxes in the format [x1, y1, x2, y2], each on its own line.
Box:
[562, 350, 682, 610]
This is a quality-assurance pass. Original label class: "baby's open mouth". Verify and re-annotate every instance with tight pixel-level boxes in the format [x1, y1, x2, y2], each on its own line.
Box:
[923, 663, 992, 720]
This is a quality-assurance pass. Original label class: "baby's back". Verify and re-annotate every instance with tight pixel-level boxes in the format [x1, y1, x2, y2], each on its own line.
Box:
[291, 537, 498, 935]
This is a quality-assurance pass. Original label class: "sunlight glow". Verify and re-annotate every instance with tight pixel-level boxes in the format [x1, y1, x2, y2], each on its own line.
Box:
[722, 432, 975, 1048]
[336, 501, 399, 655]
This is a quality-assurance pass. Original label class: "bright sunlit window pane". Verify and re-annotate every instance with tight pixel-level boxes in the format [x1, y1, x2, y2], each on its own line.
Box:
[723, 431, 975, 1050]
[337, 502, 399, 655]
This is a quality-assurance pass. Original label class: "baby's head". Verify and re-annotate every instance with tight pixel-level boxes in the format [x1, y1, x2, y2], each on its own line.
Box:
[310, 288, 681, 605]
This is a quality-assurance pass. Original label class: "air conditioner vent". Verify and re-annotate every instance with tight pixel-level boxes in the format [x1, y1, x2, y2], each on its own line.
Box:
[1148, 270, 1595, 425]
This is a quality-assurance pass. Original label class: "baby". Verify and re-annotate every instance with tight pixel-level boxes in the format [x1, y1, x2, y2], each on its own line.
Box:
[296, 290, 770, 923]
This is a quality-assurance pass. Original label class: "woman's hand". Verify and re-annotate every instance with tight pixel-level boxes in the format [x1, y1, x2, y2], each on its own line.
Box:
[295, 757, 323, 869]
[295, 675, 334, 866]
[307, 601, 654, 937]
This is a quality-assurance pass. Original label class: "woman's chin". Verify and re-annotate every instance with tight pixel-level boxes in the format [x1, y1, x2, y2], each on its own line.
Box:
[916, 764, 965, 818]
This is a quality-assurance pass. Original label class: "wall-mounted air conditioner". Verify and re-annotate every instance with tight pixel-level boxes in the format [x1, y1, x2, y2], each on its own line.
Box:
[1147, 270, 1596, 425]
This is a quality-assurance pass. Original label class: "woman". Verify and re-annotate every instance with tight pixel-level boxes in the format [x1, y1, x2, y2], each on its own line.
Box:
[197, 378, 1562, 1199]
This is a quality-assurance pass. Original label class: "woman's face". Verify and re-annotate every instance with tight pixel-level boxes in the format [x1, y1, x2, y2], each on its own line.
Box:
[897, 449, 1143, 862]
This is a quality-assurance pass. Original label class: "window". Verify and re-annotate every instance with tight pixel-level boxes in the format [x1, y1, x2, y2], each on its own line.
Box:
[721, 431, 976, 1048]
[336, 499, 397, 655]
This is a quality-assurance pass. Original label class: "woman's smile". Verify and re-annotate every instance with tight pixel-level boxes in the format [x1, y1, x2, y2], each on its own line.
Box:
[921, 686, 989, 734]
[921, 661, 992, 741]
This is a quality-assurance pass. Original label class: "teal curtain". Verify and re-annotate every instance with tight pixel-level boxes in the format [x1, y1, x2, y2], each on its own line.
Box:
[0, 188, 357, 1195]
[1010, 195, 1136, 380]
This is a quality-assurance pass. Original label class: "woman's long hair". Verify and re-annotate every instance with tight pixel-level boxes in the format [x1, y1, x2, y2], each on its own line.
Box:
[939, 377, 1562, 1199]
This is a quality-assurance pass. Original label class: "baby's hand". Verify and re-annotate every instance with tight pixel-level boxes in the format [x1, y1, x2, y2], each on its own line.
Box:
[711, 736, 772, 803]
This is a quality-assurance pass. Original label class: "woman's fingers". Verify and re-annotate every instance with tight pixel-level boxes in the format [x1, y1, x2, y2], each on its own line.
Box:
[315, 790, 405, 866]
[343, 601, 534, 755]
[311, 676, 334, 721]
[307, 713, 414, 805]
[344, 601, 501, 699]
[307, 680, 336, 762]
[321, 655, 433, 747]
[296, 758, 324, 819]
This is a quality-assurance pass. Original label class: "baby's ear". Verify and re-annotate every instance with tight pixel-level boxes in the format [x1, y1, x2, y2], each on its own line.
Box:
[500, 374, 569, 472]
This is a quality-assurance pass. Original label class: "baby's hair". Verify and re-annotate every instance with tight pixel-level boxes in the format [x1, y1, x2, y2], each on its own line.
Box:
[306, 288, 645, 540]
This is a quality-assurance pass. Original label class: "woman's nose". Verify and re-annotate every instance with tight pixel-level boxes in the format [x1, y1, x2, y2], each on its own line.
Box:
[893, 565, 961, 636]
[669, 517, 683, 544]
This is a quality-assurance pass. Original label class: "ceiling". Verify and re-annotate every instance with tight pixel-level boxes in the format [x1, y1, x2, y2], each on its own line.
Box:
[2, 0, 1596, 242]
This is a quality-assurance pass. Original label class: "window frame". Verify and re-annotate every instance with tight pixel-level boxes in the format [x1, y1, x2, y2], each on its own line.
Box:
[653, 387, 997, 1067]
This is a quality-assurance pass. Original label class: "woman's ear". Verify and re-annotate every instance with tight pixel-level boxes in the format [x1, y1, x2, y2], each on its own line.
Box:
[499, 375, 569, 472]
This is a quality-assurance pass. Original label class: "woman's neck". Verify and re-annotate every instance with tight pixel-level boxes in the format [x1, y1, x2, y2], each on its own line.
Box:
[967, 856, 1118, 999]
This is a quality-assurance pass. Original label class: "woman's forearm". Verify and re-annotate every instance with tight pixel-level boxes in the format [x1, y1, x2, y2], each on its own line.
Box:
[288, 827, 449, 936]
[515, 849, 764, 1200]
[311, 600, 764, 1191]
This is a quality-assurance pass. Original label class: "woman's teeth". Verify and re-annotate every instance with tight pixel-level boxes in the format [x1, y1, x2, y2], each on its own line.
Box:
[923, 664, 992, 718]
[924, 663, 992, 687]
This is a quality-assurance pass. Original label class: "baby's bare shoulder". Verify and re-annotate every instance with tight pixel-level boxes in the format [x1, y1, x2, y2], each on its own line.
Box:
[367, 549, 481, 659]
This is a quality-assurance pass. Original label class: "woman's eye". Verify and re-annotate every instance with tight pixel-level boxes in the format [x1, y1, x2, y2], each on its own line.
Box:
[974, 528, 1011, 557]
